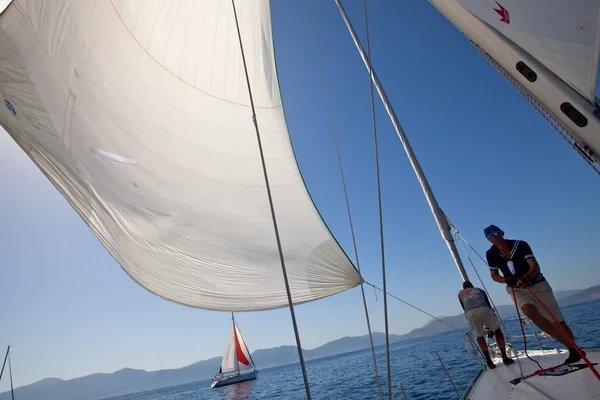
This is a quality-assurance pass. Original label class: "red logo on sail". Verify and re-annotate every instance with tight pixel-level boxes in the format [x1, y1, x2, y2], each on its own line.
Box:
[494, 2, 510, 24]
[235, 330, 250, 365]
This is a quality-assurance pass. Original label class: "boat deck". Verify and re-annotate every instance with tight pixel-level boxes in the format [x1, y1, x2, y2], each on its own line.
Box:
[465, 349, 600, 399]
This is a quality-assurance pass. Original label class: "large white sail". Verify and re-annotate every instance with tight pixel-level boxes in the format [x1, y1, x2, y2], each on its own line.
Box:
[220, 322, 238, 374]
[454, 0, 600, 105]
[0, 0, 362, 311]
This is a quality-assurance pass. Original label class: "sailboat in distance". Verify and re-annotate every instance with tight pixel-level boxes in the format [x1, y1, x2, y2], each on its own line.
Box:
[211, 314, 258, 388]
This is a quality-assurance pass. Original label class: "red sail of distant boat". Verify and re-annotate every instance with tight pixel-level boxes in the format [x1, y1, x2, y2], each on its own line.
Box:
[235, 329, 250, 366]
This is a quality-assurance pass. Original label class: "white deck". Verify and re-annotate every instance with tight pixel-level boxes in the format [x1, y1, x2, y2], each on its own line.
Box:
[465, 349, 600, 399]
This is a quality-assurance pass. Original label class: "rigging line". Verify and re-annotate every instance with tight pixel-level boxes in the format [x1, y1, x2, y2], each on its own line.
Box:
[361, 0, 392, 398]
[0, 346, 9, 382]
[230, 1, 311, 398]
[364, 282, 458, 331]
[306, 1, 382, 398]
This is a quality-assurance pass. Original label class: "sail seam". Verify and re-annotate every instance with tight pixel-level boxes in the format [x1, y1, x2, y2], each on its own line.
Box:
[108, 1, 281, 109]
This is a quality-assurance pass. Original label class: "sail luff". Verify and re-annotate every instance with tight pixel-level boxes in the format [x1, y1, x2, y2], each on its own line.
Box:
[335, 0, 470, 282]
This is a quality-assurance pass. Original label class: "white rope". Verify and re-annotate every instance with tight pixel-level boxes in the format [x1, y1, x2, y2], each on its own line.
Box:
[306, 1, 382, 398]
[231, 2, 311, 398]
[360, 1, 393, 398]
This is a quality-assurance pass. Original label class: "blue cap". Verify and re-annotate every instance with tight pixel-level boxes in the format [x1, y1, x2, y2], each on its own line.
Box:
[484, 225, 501, 236]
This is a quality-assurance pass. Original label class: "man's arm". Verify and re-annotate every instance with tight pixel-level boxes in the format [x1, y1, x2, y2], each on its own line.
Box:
[521, 241, 540, 278]
[458, 294, 465, 311]
[486, 251, 505, 284]
[525, 258, 540, 278]
[490, 268, 505, 284]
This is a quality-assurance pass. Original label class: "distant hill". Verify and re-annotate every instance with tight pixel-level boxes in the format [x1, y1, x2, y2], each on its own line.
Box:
[1, 286, 594, 400]
[251, 332, 404, 369]
[560, 285, 600, 306]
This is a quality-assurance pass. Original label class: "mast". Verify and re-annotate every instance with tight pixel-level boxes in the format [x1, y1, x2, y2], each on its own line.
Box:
[335, 0, 470, 282]
[232, 313, 239, 375]
[0, 346, 9, 382]
[0, 346, 14, 400]
[8, 353, 14, 400]
[429, 0, 600, 172]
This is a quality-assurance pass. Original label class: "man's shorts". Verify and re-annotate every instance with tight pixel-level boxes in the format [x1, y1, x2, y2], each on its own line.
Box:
[506, 280, 564, 322]
[465, 307, 499, 337]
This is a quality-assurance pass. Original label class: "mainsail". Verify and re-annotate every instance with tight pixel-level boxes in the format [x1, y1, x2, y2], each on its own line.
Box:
[430, 0, 600, 169]
[0, 0, 362, 311]
[454, 0, 600, 105]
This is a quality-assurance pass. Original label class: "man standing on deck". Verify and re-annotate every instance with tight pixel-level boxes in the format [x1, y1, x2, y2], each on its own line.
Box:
[484, 225, 584, 364]
[458, 281, 514, 369]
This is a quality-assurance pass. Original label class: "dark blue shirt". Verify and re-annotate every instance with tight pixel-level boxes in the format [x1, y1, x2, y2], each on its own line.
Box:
[485, 240, 545, 288]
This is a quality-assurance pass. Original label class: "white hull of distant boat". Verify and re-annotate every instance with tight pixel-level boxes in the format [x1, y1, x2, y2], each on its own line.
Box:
[211, 370, 258, 388]
[465, 349, 600, 399]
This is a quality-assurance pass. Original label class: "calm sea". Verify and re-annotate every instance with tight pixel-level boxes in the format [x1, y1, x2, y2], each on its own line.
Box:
[106, 299, 600, 400]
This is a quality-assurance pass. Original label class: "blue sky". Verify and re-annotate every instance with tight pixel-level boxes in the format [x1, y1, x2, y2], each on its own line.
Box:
[1, 0, 600, 391]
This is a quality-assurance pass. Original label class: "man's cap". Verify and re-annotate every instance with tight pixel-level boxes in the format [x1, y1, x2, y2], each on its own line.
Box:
[484, 225, 501, 236]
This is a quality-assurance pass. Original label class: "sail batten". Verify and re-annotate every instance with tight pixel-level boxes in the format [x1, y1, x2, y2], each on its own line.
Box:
[0, 0, 362, 312]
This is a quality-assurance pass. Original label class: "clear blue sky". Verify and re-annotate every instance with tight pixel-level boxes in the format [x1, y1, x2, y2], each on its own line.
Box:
[1, 0, 599, 391]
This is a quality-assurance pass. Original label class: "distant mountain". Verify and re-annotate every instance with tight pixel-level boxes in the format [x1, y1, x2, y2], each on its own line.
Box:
[304, 332, 404, 360]
[0, 358, 221, 400]
[553, 289, 583, 302]
[2, 286, 593, 400]
[560, 285, 600, 306]
[250, 345, 300, 369]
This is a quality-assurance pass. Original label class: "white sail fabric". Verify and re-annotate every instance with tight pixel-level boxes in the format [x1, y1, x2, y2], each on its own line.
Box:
[234, 324, 254, 372]
[0, 0, 362, 311]
[455, 0, 600, 104]
[220, 322, 238, 374]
